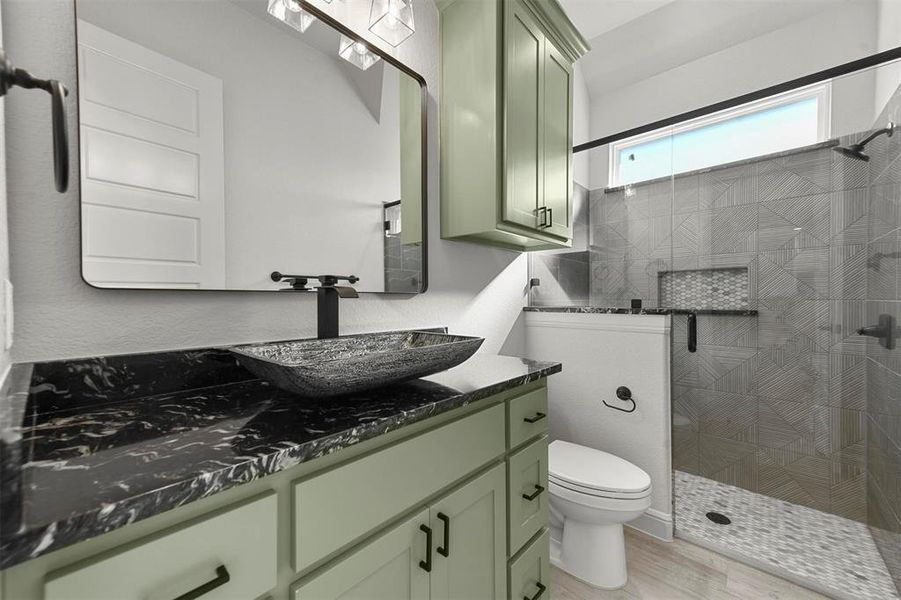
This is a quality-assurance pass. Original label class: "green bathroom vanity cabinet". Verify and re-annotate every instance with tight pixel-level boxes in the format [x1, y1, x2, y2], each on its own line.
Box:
[439, 0, 589, 251]
[0, 380, 552, 600]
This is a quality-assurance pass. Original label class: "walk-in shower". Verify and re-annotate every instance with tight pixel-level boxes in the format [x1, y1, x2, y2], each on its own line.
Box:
[529, 56, 901, 599]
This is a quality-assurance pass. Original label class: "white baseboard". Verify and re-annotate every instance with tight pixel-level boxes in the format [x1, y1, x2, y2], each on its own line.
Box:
[626, 508, 673, 541]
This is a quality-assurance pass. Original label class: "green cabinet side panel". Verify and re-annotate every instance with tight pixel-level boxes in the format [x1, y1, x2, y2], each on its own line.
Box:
[294, 404, 505, 572]
[507, 436, 549, 555]
[292, 509, 431, 600]
[541, 37, 573, 239]
[439, 0, 501, 239]
[508, 529, 550, 600]
[429, 463, 507, 600]
[502, 0, 544, 231]
[44, 494, 278, 600]
[400, 74, 423, 246]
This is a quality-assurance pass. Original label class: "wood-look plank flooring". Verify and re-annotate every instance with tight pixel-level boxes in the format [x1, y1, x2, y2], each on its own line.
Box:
[552, 528, 830, 600]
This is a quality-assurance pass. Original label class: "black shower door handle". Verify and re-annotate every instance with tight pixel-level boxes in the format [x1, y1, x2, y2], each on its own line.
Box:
[687, 312, 697, 353]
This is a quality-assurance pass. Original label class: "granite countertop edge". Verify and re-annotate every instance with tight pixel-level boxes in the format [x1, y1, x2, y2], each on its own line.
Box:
[0, 359, 561, 570]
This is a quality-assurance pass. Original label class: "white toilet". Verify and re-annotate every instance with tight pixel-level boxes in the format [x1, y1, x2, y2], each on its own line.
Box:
[548, 440, 652, 590]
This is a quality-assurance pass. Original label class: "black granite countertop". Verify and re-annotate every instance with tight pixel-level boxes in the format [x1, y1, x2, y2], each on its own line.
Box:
[524, 306, 758, 316]
[0, 344, 560, 569]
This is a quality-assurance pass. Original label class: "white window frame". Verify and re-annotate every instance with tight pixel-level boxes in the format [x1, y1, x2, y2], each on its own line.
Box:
[608, 81, 832, 187]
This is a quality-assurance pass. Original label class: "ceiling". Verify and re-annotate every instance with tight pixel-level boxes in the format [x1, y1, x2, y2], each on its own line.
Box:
[558, 0, 853, 99]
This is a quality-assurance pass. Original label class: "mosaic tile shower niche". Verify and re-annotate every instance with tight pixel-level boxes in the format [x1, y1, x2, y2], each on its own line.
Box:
[659, 267, 750, 310]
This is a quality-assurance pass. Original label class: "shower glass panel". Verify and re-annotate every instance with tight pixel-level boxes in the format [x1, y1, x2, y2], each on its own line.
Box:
[670, 59, 901, 599]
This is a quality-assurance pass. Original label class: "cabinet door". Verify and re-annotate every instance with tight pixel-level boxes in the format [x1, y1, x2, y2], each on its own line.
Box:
[503, 0, 544, 231]
[541, 38, 573, 239]
[430, 463, 507, 600]
[292, 509, 430, 600]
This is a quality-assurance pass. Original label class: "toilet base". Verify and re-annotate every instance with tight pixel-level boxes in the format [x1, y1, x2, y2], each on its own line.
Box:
[553, 520, 628, 590]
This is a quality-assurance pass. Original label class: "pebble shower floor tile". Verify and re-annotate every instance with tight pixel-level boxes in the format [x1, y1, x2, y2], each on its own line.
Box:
[674, 471, 900, 600]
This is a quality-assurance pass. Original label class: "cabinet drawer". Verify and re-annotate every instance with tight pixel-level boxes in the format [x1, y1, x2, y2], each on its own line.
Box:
[508, 529, 550, 600]
[294, 403, 505, 572]
[44, 494, 277, 600]
[507, 387, 548, 449]
[507, 436, 548, 555]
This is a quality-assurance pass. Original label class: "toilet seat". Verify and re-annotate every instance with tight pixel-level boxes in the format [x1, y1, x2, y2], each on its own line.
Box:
[548, 440, 651, 499]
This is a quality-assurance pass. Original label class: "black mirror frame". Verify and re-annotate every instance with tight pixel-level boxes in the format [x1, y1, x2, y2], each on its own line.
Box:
[74, 0, 429, 295]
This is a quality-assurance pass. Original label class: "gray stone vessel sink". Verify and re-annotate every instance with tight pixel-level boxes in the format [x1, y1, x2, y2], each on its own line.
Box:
[230, 331, 484, 397]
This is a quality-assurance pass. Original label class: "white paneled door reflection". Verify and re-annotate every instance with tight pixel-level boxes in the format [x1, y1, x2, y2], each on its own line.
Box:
[78, 21, 226, 288]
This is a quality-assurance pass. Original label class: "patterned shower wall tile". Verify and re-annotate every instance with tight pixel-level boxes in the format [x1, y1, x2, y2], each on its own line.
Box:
[699, 434, 759, 489]
[697, 204, 758, 253]
[647, 179, 675, 217]
[831, 188, 870, 246]
[755, 146, 833, 202]
[868, 480, 901, 594]
[699, 345, 759, 393]
[829, 353, 868, 410]
[673, 432, 700, 474]
[757, 447, 832, 512]
[829, 461, 867, 523]
[659, 267, 750, 310]
[679, 387, 758, 442]
[621, 184, 652, 220]
[590, 259, 655, 304]
[832, 144, 871, 191]
[869, 183, 901, 243]
[758, 299, 831, 352]
[647, 214, 675, 259]
[867, 239, 901, 301]
[669, 211, 700, 258]
[757, 247, 830, 301]
[830, 244, 868, 300]
[867, 358, 901, 418]
[830, 300, 868, 355]
[813, 406, 867, 462]
[758, 192, 831, 251]
[699, 164, 756, 209]
[757, 347, 829, 405]
[870, 129, 901, 187]
[674, 174, 700, 214]
[696, 313, 758, 347]
[867, 417, 901, 527]
[758, 397, 816, 454]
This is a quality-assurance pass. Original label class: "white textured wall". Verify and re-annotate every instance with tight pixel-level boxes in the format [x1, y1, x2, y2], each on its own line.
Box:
[875, 0, 901, 121]
[3, 0, 529, 362]
[586, 2, 880, 188]
[523, 312, 672, 536]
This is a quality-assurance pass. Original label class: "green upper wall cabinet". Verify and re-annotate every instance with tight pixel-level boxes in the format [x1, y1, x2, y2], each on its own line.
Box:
[438, 0, 588, 251]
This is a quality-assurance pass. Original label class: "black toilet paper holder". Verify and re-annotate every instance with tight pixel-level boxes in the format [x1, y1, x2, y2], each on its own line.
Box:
[604, 386, 637, 413]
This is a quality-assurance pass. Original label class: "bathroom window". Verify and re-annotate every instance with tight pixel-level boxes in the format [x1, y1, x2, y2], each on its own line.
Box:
[609, 82, 832, 186]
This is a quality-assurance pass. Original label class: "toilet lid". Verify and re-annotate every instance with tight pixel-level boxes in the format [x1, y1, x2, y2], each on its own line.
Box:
[548, 440, 651, 495]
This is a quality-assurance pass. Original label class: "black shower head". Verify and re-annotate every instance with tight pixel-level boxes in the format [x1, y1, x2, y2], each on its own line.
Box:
[833, 121, 895, 162]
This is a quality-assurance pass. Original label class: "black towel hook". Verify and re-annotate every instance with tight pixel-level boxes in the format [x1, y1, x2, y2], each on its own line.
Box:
[0, 49, 69, 193]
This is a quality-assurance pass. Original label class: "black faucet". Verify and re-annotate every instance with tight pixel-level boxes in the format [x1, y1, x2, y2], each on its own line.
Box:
[271, 272, 359, 339]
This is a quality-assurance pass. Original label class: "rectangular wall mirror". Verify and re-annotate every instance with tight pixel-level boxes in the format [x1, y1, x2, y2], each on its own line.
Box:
[74, 0, 427, 293]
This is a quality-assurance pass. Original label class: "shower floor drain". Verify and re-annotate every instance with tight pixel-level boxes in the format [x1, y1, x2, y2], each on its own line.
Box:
[706, 511, 732, 525]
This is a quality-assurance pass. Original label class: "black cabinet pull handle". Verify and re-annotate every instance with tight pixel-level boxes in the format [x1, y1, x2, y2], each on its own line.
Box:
[523, 412, 546, 424]
[523, 581, 546, 600]
[419, 524, 433, 572]
[522, 484, 545, 501]
[437, 512, 450, 557]
[545, 208, 553, 228]
[173, 565, 230, 600]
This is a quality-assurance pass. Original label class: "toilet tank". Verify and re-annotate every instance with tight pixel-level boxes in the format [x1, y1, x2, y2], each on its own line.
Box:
[523, 311, 672, 541]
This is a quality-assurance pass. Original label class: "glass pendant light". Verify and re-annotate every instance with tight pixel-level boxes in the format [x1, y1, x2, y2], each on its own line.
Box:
[368, 0, 415, 47]
[338, 35, 381, 71]
[268, 0, 316, 33]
